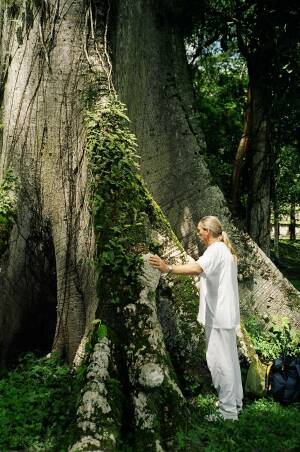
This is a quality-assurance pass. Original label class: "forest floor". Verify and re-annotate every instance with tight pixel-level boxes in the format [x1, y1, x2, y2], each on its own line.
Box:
[178, 393, 300, 452]
[1, 351, 300, 451]
[0, 241, 299, 451]
[271, 239, 300, 291]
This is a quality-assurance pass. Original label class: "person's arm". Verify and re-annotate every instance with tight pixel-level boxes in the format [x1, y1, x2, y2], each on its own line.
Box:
[149, 255, 203, 276]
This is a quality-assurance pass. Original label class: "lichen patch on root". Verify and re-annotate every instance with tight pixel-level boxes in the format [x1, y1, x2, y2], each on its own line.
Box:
[70, 337, 118, 451]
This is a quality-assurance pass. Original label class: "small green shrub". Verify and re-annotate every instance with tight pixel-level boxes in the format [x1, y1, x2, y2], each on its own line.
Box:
[0, 353, 81, 450]
[196, 393, 218, 415]
[245, 315, 300, 361]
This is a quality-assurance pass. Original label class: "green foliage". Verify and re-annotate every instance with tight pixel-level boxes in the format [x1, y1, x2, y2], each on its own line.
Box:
[172, 275, 199, 308]
[189, 1, 300, 219]
[196, 393, 218, 415]
[84, 318, 108, 354]
[189, 1, 300, 84]
[192, 45, 247, 198]
[0, 353, 81, 450]
[174, 394, 300, 451]
[245, 315, 300, 361]
[275, 146, 300, 210]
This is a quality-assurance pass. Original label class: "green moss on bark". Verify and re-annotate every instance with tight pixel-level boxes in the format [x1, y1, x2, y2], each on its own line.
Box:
[157, 276, 208, 395]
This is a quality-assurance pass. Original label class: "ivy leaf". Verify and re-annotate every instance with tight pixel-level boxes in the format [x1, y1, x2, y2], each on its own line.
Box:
[97, 323, 107, 340]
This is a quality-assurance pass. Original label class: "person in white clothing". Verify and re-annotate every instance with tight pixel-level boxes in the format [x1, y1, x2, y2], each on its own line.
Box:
[149, 215, 243, 421]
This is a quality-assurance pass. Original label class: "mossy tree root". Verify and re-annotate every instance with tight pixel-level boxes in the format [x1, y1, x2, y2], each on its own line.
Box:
[123, 254, 187, 451]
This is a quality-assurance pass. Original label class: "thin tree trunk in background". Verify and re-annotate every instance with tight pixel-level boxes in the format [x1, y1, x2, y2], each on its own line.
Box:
[271, 137, 279, 261]
[232, 83, 252, 216]
[289, 200, 296, 240]
[246, 64, 271, 256]
[273, 199, 280, 261]
[232, 53, 272, 255]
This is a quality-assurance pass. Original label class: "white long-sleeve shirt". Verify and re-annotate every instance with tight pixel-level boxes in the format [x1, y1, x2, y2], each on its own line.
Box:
[197, 241, 240, 329]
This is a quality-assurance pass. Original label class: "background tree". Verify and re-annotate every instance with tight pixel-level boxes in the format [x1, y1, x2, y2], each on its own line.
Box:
[188, 0, 300, 255]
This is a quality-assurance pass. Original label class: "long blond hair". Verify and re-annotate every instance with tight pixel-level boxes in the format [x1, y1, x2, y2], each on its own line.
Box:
[198, 215, 238, 257]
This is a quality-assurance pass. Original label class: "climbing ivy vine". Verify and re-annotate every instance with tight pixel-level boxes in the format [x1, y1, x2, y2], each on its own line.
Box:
[86, 96, 151, 308]
[85, 94, 181, 320]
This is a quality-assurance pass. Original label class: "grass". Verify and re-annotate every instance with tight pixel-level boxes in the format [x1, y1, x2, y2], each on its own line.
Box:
[0, 353, 79, 451]
[176, 394, 300, 451]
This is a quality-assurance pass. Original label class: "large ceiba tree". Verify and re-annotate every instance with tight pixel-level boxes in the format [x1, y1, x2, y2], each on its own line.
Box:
[0, 0, 299, 450]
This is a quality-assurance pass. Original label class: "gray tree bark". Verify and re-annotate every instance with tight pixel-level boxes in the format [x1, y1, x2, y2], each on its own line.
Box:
[0, 0, 299, 449]
[0, 0, 100, 365]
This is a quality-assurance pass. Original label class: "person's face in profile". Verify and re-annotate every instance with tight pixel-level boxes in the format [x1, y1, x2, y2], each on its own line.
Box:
[197, 225, 210, 246]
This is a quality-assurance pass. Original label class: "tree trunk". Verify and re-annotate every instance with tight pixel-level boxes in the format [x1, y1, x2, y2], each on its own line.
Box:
[232, 83, 252, 216]
[245, 63, 272, 256]
[230, 39, 272, 255]
[0, 0, 100, 366]
[0, 0, 299, 449]
[273, 199, 280, 261]
[289, 200, 296, 241]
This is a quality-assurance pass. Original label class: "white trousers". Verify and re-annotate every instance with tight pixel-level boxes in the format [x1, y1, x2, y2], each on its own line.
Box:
[205, 327, 243, 420]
